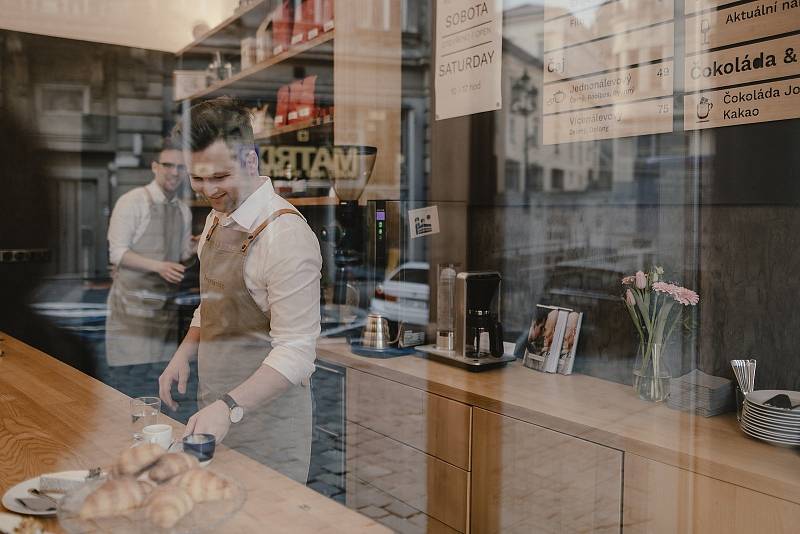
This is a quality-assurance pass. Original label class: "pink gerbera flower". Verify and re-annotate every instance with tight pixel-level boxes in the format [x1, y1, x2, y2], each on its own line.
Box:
[652, 282, 699, 306]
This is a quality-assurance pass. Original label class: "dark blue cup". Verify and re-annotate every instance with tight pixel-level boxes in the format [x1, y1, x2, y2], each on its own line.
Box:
[183, 433, 216, 462]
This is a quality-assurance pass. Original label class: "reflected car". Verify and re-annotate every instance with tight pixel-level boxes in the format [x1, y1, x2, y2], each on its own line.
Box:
[370, 262, 430, 325]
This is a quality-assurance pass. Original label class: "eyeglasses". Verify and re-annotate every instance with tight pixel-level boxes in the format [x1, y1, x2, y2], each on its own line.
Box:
[158, 161, 188, 173]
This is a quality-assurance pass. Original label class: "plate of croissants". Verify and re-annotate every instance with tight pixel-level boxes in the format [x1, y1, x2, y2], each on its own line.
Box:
[57, 443, 245, 533]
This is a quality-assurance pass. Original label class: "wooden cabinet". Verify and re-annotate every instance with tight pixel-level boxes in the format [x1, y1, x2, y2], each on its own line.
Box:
[346, 369, 472, 532]
[471, 408, 623, 534]
[347, 368, 472, 470]
[624, 454, 800, 534]
[346, 422, 469, 532]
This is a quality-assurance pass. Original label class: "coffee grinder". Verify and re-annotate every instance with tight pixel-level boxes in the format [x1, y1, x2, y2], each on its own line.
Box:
[417, 271, 515, 371]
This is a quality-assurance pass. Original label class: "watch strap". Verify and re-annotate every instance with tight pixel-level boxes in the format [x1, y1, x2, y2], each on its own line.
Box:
[221, 393, 239, 411]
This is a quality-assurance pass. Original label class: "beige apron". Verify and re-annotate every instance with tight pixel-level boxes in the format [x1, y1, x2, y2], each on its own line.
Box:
[197, 208, 312, 484]
[106, 188, 182, 366]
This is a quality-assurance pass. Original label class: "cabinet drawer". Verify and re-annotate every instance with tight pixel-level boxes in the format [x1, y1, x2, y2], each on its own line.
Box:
[346, 368, 471, 470]
[624, 454, 800, 533]
[347, 421, 469, 532]
[346, 474, 461, 534]
[472, 408, 622, 534]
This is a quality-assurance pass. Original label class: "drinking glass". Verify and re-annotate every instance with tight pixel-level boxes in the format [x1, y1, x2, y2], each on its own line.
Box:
[131, 396, 161, 444]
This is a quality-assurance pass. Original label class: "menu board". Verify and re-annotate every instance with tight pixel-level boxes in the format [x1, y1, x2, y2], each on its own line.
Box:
[434, 0, 503, 121]
[542, 0, 675, 144]
[684, 0, 800, 131]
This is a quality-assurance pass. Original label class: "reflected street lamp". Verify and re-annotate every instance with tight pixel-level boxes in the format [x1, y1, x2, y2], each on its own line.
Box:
[511, 70, 538, 193]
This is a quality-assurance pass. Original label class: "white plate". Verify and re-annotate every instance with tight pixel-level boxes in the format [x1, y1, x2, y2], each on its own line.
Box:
[745, 389, 800, 412]
[741, 417, 800, 441]
[743, 401, 800, 419]
[743, 409, 800, 429]
[741, 421, 800, 442]
[2, 471, 88, 517]
[741, 424, 800, 447]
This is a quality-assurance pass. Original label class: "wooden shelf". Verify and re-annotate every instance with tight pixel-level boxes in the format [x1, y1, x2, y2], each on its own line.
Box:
[188, 196, 336, 209]
[176, 0, 269, 56]
[287, 196, 338, 206]
[255, 119, 333, 142]
[181, 30, 335, 101]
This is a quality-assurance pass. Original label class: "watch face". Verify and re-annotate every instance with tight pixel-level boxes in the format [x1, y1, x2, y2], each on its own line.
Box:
[230, 406, 244, 423]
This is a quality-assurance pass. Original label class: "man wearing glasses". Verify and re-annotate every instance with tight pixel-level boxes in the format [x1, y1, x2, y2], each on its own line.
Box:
[105, 137, 195, 399]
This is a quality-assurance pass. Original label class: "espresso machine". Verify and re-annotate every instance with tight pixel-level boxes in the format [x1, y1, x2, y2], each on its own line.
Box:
[418, 271, 515, 371]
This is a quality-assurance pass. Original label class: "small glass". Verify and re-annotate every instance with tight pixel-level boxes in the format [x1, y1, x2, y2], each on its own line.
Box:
[131, 396, 161, 444]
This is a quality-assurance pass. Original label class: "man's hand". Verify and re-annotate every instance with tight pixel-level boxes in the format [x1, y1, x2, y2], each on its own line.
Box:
[183, 400, 231, 443]
[159, 352, 191, 411]
[158, 261, 185, 284]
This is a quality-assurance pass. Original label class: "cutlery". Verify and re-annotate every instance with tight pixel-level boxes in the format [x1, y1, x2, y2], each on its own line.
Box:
[28, 489, 58, 508]
[15, 497, 55, 513]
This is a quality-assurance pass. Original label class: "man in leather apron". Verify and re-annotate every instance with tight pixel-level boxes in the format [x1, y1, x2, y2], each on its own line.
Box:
[106, 138, 193, 398]
[159, 98, 321, 483]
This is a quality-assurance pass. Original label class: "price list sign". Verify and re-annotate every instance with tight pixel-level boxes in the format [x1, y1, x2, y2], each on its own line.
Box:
[434, 0, 503, 120]
[542, 0, 676, 144]
[684, 0, 800, 131]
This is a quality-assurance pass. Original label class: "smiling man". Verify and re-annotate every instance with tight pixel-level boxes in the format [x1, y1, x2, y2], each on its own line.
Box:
[106, 137, 193, 397]
[159, 97, 321, 483]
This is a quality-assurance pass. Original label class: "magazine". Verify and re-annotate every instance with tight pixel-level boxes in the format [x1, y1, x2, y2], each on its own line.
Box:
[556, 311, 583, 375]
[522, 305, 570, 373]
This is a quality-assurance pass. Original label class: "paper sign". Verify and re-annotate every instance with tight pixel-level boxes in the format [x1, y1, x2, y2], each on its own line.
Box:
[684, 78, 800, 131]
[543, 61, 674, 114]
[435, 0, 503, 120]
[685, 34, 800, 92]
[543, 23, 674, 83]
[543, 0, 673, 52]
[685, 0, 800, 54]
[543, 97, 674, 144]
[408, 206, 441, 239]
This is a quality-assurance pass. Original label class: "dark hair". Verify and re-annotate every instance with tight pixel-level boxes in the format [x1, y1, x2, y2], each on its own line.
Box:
[160, 134, 182, 153]
[172, 96, 255, 154]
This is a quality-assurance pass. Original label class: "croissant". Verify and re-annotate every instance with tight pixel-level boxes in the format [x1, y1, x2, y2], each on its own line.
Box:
[79, 478, 152, 520]
[144, 485, 194, 529]
[113, 443, 165, 477]
[171, 468, 234, 502]
[147, 452, 198, 483]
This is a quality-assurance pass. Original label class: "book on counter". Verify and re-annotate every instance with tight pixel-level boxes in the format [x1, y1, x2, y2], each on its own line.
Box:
[522, 304, 583, 375]
[557, 311, 583, 375]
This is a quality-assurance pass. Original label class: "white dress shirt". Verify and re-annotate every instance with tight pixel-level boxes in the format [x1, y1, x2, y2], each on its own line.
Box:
[190, 178, 322, 386]
[107, 181, 193, 265]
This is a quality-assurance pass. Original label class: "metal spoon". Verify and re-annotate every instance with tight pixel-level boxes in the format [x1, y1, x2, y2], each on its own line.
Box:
[28, 488, 59, 507]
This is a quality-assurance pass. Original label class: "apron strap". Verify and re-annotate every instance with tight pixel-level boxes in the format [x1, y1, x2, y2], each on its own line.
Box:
[206, 216, 221, 240]
[142, 186, 154, 206]
[241, 208, 302, 253]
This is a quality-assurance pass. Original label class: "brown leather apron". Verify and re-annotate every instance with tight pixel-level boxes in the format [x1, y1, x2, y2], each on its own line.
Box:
[106, 188, 182, 366]
[197, 208, 312, 484]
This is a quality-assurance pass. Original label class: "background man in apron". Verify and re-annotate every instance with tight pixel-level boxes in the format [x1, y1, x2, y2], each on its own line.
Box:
[105, 137, 193, 399]
[158, 97, 321, 484]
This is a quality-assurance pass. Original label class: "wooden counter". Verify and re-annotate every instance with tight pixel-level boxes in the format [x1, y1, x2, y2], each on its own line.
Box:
[0, 333, 388, 534]
[316, 339, 800, 507]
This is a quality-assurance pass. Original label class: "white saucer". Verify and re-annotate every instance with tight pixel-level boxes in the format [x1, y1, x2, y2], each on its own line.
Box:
[167, 441, 213, 467]
[1, 470, 87, 517]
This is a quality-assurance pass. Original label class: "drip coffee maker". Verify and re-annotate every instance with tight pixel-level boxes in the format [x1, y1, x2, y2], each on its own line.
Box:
[418, 271, 514, 371]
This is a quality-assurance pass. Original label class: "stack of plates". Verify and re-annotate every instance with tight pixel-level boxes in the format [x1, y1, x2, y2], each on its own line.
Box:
[666, 369, 734, 417]
[741, 390, 800, 446]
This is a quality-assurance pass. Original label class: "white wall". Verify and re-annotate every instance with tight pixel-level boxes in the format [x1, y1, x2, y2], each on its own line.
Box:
[0, 0, 238, 52]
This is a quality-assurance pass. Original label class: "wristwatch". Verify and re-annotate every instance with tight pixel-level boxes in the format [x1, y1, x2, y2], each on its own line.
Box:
[221, 393, 244, 423]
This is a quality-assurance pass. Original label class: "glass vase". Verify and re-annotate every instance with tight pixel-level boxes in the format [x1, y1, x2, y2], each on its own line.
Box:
[632, 343, 671, 402]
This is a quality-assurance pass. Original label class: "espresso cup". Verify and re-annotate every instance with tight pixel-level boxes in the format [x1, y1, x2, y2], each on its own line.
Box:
[142, 423, 173, 449]
[183, 433, 216, 462]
